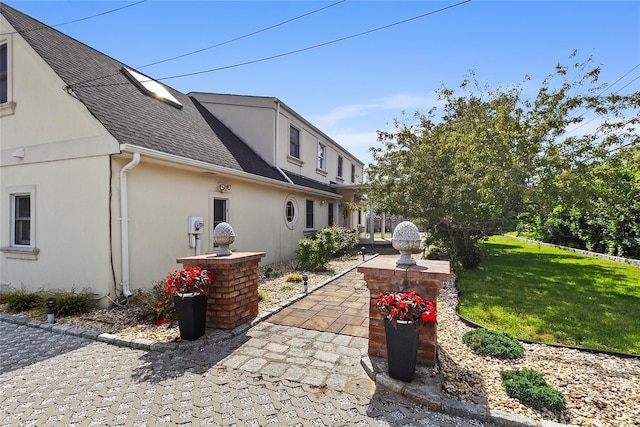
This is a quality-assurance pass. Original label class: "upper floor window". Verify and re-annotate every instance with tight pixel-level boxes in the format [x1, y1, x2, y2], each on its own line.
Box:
[0, 43, 7, 104]
[351, 164, 356, 183]
[290, 126, 300, 158]
[337, 156, 343, 178]
[317, 143, 326, 170]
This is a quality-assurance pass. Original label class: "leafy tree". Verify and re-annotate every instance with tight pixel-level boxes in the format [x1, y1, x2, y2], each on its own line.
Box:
[367, 53, 639, 268]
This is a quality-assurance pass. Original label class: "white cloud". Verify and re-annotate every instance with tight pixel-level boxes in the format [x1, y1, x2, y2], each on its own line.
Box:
[310, 92, 437, 129]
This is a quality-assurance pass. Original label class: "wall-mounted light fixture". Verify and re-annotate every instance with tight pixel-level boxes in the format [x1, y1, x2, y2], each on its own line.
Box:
[320, 200, 326, 206]
[218, 183, 231, 193]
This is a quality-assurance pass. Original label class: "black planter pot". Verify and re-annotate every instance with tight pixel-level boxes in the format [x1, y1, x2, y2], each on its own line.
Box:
[173, 293, 208, 341]
[384, 318, 419, 382]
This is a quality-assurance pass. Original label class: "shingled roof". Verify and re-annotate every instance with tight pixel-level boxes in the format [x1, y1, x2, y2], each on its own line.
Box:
[0, 3, 289, 184]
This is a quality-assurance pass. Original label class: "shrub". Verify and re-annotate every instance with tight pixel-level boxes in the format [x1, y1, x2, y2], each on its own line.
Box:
[286, 273, 303, 283]
[500, 368, 566, 412]
[53, 292, 93, 317]
[133, 281, 175, 325]
[1, 291, 42, 312]
[463, 328, 525, 359]
[331, 226, 358, 256]
[296, 227, 338, 271]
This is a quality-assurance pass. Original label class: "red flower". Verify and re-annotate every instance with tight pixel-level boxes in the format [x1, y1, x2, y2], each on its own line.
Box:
[376, 291, 437, 325]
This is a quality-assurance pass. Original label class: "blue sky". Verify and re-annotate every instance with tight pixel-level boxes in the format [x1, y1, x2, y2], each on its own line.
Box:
[4, 1, 640, 169]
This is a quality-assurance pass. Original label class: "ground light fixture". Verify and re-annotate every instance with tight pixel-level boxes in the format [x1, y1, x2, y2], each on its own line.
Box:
[45, 297, 56, 324]
[303, 274, 308, 294]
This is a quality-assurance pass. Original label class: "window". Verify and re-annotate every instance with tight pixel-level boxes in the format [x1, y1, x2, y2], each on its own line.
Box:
[351, 164, 356, 183]
[210, 197, 228, 249]
[213, 198, 227, 229]
[284, 195, 298, 229]
[0, 43, 7, 104]
[306, 200, 314, 229]
[328, 203, 334, 226]
[122, 67, 182, 109]
[337, 156, 343, 178]
[1, 186, 38, 259]
[290, 126, 300, 158]
[13, 194, 30, 246]
[317, 143, 326, 170]
[286, 201, 295, 223]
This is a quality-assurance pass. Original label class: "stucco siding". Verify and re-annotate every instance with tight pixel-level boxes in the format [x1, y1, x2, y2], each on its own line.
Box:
[0, 156, 113, 298]
[0, 20, 118, 157]
[116, 157, 332, 295]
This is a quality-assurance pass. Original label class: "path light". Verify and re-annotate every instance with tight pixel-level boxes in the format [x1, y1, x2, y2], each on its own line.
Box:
[303, 274, 308, 294]
[45, 297, 56, 324]
[360, 246, 366, 261]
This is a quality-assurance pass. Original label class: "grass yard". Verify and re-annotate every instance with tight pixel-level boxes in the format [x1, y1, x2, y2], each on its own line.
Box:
[456, 235, 640, 355]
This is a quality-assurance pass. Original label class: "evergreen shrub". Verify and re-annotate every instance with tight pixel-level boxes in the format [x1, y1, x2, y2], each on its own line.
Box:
[463, 328, 525, 359]
[500, 368, 566, 412]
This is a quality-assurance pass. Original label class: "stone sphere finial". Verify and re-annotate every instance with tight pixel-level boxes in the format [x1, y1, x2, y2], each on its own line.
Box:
[213, 222, 235, 256]
[391, 221, 421, 266]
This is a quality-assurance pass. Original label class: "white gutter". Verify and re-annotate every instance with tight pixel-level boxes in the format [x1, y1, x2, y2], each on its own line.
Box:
[274, 100, 294, 184]
[117, 144, 339, 197]
[119, 152, 140, 298]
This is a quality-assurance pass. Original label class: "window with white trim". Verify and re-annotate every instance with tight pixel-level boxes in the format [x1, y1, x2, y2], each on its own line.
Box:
[284, 195, 298, 229]
[13, 194, 30, 246]
[305, 199, 314, 229]
[0, 39, 16, 116]
[0, 42, 7, 104]
[351, 164, 356, 183]
[290, 126, 300, 158]
[337, 156, 343, 178]
[317, 143, 326, 170]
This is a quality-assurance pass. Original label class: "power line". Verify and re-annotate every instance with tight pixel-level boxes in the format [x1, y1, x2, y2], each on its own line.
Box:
[137, 0, 346, 70]
[64, 0, 349, 88]
[70, 0, 472, 89]
[0, 0, 148, 36]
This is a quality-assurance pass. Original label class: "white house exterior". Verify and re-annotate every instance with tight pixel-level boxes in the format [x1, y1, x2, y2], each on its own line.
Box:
[0, 4, 365, 306]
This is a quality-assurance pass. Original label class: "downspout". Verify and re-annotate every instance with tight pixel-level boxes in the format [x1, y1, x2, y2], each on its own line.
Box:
[274, 100, 294, 184]
[119, 152, 140, 298]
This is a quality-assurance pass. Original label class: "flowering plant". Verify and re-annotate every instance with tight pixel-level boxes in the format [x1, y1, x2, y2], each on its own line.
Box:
[376, 291, 436, 327]
[165, 266, 213, 296]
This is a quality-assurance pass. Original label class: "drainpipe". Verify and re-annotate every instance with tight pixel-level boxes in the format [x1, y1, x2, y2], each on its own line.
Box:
[274, 100, 293, 184]
[119, 152, 140, 297]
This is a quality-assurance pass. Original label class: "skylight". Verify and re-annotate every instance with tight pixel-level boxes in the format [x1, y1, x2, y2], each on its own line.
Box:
[122, 67, 182, 109]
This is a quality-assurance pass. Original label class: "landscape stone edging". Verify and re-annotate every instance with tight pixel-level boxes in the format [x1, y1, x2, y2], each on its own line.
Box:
[361, 354, 565, 427]
[505, 235, 640, 267]
[0, 255, 379, 353]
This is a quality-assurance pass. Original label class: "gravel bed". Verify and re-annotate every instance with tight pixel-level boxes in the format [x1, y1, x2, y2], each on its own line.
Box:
[2, 255, 638, 426]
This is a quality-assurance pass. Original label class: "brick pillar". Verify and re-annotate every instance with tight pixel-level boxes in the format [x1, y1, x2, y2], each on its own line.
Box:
[177, 252, 266, 330]
[357, 256, 451, 366]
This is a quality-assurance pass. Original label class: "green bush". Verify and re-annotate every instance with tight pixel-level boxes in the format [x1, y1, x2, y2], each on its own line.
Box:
[296, 227, 338, 272]
[500, 368, 566, 412]
[53, 292, 93, 317]
[463, 328, 525, 359]
[286, 273, 303, 283]
[1, 291, 42, 312]
[331, 226, 358, 256]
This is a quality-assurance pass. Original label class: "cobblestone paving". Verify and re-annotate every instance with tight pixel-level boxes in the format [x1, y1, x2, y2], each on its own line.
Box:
[0, 322, 497, 426]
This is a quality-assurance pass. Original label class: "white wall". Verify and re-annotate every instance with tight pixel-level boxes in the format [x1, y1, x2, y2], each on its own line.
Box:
[114, 156, 335, 296]
[0, 21, 120, 302]
[0, 157, 114, 297]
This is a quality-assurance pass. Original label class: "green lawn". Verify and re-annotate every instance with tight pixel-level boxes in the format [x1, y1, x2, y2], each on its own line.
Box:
[457, 235, 640, 355]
